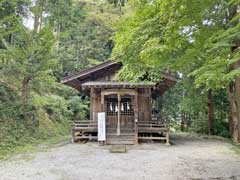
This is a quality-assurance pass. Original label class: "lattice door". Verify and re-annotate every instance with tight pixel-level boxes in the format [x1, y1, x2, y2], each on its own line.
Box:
[105, 95, 135, 131]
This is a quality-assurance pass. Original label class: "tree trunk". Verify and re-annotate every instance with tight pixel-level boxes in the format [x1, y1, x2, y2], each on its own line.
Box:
[34, 13, 40, 33]
[235, 76, 240, 142]
[226, 0, 240, 143]
[228, 76, 240, 142]
[56, 23, 61, 50]
[8, 33, 13, 46]
[33, 0, 44, 33]
[228, 45, 240, 142]
[181, 111, 185, 132]
[21, 76, 31, 107]
[227, 84, 234, 136]
[232, 60, 240, 142]
[208, 90, 214, 135]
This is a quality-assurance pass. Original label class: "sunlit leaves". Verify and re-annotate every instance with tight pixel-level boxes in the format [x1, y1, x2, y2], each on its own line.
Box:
[113, 0, 240, 92]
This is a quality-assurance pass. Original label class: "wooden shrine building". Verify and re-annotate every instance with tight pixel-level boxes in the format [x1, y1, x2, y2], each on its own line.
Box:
[61, 61, 177, 145]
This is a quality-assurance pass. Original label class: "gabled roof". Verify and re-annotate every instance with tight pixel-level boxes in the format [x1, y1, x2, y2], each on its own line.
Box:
[61, 61, 121, 83]
[61, 60, 177, 95]
[60, 61, 122, 90]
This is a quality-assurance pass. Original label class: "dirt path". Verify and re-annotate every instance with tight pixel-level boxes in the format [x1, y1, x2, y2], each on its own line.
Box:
[0, 134, 239, 180]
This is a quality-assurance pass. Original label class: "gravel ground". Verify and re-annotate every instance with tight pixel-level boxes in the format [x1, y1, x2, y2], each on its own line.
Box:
[0, 134, 240, 180]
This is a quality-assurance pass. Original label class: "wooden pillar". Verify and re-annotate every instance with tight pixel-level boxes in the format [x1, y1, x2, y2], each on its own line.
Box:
[100, 89, 106, 145]
[101, 89, 104, 112]
[90, 88, 94, 120]
[134, 89, 138, 144]
[148, 88, 152, 121]
[117, 92, 121, 136]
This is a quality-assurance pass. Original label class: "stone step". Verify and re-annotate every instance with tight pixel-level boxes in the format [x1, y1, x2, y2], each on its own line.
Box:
[106, 139, 135, 145]
[110, 145, 127, 153]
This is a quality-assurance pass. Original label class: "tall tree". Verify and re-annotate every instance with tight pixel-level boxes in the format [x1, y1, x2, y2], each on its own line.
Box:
[113, 0, 240, 140]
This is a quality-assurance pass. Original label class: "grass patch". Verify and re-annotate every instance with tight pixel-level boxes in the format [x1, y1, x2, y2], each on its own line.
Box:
[174, 132, 240, 154]
[0, 135, 70, 160]
[231, 143, 240, 154]
[232, 146, 240, 154]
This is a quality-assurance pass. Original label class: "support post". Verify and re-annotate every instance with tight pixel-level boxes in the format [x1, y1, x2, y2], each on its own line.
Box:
[166, 131, 170, 145]
[117, 93, 121, 136]
[90, 88, 94, 120]
[72, 128, 75, 143]
[134, 89, 138, 144]
[100, 89, 104, 112]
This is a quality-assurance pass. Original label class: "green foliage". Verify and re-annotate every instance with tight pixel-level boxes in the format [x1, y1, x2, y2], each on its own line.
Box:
[67, 95, 89, 120]
[107, 0, 126, 7]
[113, 0, 239, 88]
[213, 121, 230, 138]
[160, 79, 209, 134]
[0, 84, 19, 119]
[51, 1, 114, 73]
[113, 0, 239, 137]
[0, 0, 118, 157]
[160, 79, 228, 136]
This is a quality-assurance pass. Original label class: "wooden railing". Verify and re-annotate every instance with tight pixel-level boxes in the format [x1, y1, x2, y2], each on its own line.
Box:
[137, 120, 170, 145]
[72, 119, 170, 144]
[72, 120, 98, 142]
[73, 120, 98, 129]
[138, 121, 168, 131]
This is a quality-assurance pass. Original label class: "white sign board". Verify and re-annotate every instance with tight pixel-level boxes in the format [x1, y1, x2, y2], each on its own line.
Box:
[98, 112, 106, 141]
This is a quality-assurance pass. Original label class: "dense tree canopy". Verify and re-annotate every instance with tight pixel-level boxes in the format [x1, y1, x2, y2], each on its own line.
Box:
[113, 0, 239, 87]
[0, 0, 122, 156]
[112, 0, 239, 137]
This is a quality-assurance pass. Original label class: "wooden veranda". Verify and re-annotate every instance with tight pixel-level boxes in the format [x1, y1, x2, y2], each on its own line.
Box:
[72, 119, 170, 145]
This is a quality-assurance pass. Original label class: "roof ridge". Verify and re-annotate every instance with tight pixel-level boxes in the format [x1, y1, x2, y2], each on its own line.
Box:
[61, 60, 121, 83]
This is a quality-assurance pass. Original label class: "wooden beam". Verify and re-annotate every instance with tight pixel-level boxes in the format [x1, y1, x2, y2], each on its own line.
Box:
[117, 92, 121, 136]
[101, 89, 137, 97]
[90, 88, 94, 120]
[134, 89, 138, 144]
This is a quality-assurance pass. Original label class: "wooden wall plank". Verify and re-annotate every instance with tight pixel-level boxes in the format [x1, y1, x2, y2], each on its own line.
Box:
[137, 88, 152, 122]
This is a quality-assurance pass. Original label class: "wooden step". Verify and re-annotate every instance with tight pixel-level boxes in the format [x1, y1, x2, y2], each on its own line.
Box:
[138, 136, 167, 140]
[107, 134, 135, 139]
[107, 134, 135, 137]
[74, 136, 98, 140]
[106, 132, 136, 145]
[106, 128, 134, 133]
[107, 136, 135, 140]
[107, 132, 135, 136]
